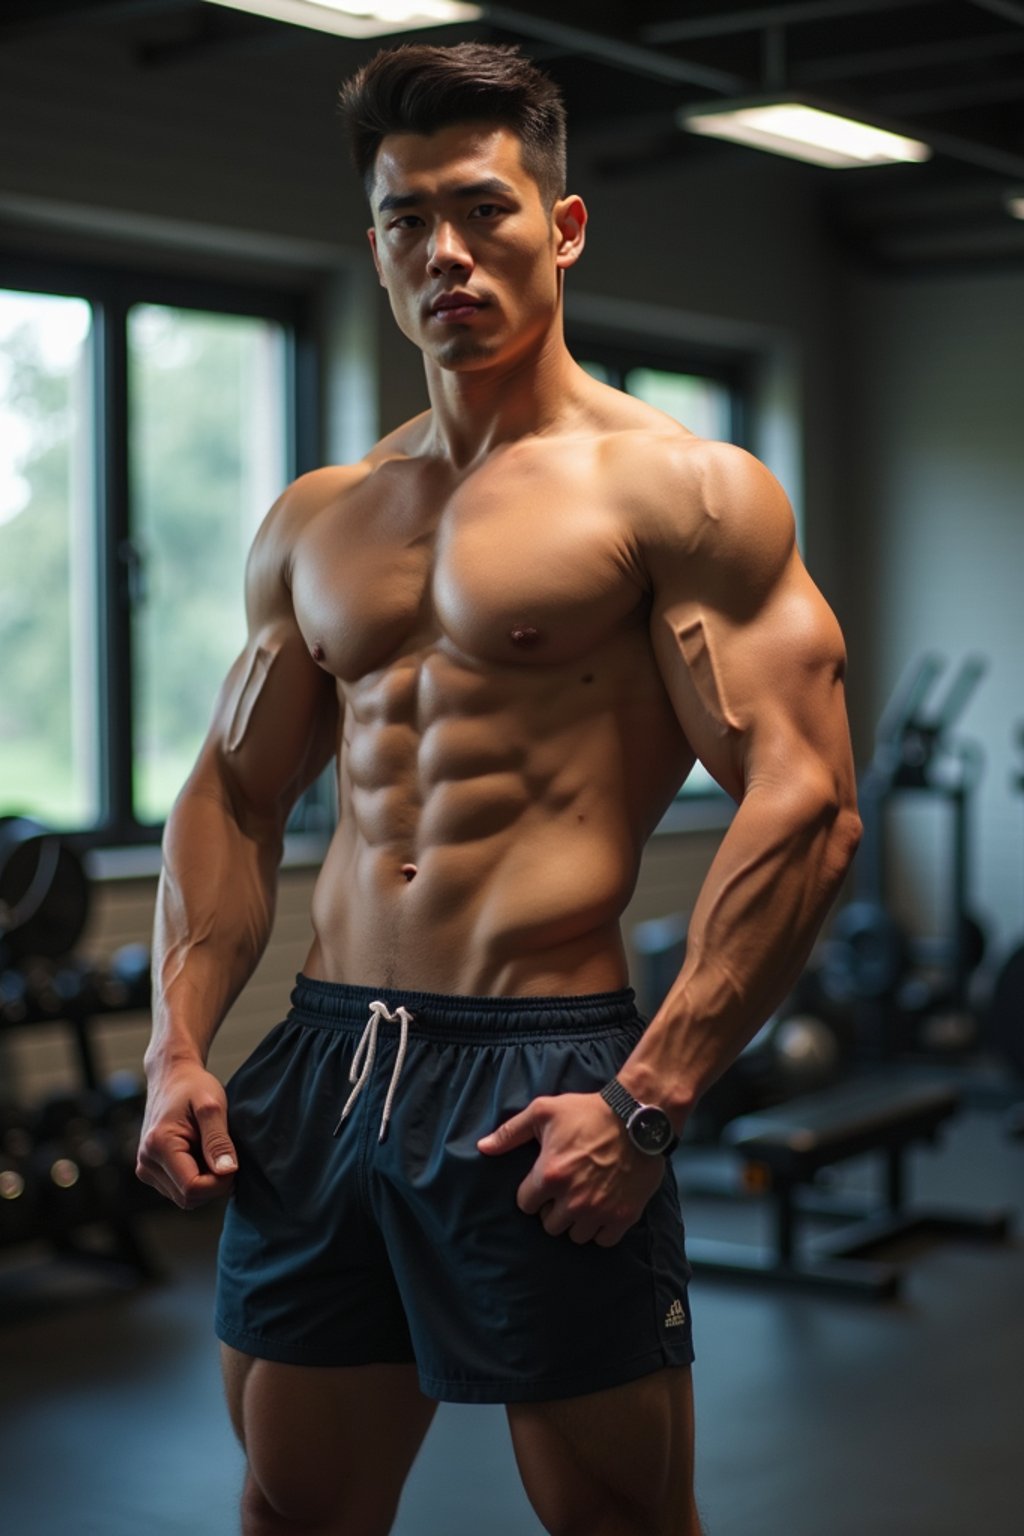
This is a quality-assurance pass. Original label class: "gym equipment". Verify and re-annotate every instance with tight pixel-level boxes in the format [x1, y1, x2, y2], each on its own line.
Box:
[814, 654, 989, 1055]
[0, 1101, 38, 1246]
[97, 944, 152, 1012]
[686, 1072, 1012, 1299]
[0, 890, 158, 1279]
[0, 817, 90, 967]
[987, 724, 1024, 1081]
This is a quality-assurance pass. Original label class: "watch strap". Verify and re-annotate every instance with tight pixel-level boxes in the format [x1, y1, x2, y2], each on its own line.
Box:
[600, 1077, 640, 1121]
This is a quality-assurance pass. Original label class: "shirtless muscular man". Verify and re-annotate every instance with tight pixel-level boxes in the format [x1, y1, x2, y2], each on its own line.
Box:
[137, 41, 861, 1536]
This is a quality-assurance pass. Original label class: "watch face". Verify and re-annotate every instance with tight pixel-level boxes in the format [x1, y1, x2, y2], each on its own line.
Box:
[628, 1105, 674, 1155]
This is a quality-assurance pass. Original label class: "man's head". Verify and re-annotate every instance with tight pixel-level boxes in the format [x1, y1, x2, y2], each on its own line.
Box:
[340, 41, 567, 209]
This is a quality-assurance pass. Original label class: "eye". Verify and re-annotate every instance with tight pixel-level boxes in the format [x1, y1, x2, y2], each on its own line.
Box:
[470, 203, 506, 220]
[388, 215, 423, 230]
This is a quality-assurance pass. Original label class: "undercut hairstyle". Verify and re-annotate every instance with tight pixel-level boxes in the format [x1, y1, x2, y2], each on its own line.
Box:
[340, 42, 567, 208]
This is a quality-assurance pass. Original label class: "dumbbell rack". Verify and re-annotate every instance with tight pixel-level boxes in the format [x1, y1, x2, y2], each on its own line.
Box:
[0, 957, 161, 1286]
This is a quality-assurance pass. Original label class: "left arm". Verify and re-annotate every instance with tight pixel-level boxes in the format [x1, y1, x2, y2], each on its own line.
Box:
[479, 442, 862, 1244]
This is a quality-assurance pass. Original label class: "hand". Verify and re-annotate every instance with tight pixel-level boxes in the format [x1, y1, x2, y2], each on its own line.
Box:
[136, 1062, 238, 1210]
[477, 1092, 665, 1247]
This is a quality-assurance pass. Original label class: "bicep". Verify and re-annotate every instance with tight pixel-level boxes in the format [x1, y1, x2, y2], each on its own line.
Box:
[188, 505, 340, 828]
[199, 622, 339, 826]
[652, 558, 855, 808]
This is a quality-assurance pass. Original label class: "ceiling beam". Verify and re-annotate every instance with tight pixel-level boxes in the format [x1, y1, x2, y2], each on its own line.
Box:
[482, 6, 748, 93]
[642, 0, 937, 47]
[878, 75, 1024, 116]
[968, 0, 1024, 26]
[795, 28, 1024, 85]
[0, 0, 182, 36]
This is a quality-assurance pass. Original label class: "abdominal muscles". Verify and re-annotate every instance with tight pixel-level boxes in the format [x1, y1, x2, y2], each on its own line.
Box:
[306, 637, 688, 996]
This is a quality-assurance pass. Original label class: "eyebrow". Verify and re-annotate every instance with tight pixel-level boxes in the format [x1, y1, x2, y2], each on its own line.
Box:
[376, 177, 518, 215]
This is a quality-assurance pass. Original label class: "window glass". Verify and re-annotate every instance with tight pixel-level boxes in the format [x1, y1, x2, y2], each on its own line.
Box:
[625, 366, 733, 442]
[0, 289, 96, 827]
[128, 305, 287, 823]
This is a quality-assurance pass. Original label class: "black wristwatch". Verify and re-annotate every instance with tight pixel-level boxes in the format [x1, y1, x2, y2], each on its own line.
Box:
[600, 1078, 679, 1157]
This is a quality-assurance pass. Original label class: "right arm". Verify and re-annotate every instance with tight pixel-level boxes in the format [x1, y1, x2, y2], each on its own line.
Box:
[137, 472, 342, 1208]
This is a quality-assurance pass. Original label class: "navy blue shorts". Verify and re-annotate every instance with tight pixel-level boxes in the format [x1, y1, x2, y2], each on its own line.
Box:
[215, 976, 694, 1404]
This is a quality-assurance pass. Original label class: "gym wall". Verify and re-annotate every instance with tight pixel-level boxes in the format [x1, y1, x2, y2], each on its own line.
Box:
[838, 267, 1024, 960]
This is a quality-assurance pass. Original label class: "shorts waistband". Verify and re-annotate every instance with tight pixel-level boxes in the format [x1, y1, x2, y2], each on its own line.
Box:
[288, 974, 642, 1044]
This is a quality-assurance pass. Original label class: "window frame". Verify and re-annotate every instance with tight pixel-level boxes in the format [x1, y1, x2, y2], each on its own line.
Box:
[0, 250, 319, 853]
[568, 330, 754, 451]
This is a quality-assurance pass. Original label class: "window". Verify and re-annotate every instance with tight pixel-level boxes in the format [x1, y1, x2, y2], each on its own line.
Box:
[0, 291, 95, 827]
[128, 305, 287, 823]
[0, 259, 318, 846]
[573, 335, 752, 803]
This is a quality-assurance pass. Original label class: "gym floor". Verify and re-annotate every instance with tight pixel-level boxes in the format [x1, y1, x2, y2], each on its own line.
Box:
[1, 1088, 1021, 1536]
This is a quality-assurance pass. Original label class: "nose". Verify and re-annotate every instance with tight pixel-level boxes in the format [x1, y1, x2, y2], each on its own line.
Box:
[427, 219, 472, 276]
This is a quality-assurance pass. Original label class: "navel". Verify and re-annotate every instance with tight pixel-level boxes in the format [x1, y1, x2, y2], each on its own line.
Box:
[400, 864, 418, 882]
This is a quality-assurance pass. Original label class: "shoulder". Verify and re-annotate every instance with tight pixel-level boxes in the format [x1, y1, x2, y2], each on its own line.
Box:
[244, 464, 370, 616]
[612, 435, 797, 606]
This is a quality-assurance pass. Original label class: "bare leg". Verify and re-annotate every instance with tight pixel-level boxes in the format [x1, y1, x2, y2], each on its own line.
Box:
[222, 1345, 437, 1536]
[507, 1366, 703, 1536]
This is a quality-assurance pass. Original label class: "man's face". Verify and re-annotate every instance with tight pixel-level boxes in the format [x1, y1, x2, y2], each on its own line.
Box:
[367, 121, 584, 373]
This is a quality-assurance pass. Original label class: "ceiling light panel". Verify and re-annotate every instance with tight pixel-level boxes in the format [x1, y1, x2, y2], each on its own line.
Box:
[681, 100, 932, 170]
[203, 0, 482, 38]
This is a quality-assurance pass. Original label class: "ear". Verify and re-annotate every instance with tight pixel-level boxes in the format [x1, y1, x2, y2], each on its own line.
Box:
[367, 227, 387, 288]
[553, 194, 587, 270]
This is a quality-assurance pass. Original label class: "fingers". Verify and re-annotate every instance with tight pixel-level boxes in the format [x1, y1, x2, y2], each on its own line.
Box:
[477, 1097, 549, 1156]
[136, 1076, 237, 1210]
[194, 1096, 238, 1177]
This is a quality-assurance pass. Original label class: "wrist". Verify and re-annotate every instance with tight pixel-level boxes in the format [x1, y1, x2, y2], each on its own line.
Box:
[613, 1064, 696, 1138]
[600, 1078, 681, 1156]
[143, 1039, 207, 1078]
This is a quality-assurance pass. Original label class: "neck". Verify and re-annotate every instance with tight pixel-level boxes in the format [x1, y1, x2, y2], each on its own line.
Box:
[422, 322, 584, 469]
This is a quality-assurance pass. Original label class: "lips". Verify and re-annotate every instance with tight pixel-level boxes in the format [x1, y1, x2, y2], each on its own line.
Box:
[430, 293, 487, 321]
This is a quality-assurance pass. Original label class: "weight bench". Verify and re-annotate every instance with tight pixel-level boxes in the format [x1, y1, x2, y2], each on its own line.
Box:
[685, 1073, 1012, 1300]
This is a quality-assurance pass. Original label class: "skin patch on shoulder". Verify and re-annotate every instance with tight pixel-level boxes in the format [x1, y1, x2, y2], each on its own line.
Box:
[676, 617, 742, 737]
[226, 644, 278, 754]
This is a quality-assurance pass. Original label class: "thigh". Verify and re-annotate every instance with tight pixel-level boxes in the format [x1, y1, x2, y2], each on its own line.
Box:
[222, 1344, 437, 1534]
[507, 1366, 702, 1536]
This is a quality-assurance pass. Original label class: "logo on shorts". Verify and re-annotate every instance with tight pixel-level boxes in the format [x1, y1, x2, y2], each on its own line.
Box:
[664, 1298, 687, 1329]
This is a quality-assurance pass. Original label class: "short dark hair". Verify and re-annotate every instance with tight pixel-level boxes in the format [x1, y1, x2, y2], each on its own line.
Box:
[340, 42, 567, 207]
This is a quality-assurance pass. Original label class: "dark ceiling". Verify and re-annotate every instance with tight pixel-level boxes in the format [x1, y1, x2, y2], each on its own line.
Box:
[5, 0, 1024, 267]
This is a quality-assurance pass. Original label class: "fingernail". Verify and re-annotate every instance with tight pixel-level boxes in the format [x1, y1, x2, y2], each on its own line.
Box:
[214, 1155, 236, 1173]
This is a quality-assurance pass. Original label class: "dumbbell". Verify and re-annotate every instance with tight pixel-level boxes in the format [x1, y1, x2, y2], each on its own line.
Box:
[0, 967, 30, 1025]
[96, 945, 151, 1013]
[28, 957, 102, 1020]
[32, 1093, 121, 1232]
[0, 1101, 39, 1246]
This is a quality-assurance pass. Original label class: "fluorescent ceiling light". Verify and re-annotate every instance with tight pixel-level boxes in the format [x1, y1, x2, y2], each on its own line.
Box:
[202, 0, 482, 38]
[680, 98, 932, 170]
[1007, 194, 1024, 220]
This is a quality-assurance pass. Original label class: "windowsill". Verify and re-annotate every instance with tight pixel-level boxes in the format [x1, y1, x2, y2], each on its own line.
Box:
[84, 803, 730, 883]
[85, 831, 332, 883]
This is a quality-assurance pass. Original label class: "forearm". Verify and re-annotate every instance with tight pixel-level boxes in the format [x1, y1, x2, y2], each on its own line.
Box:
[619, 779, 862, 1124]
[145, 776, 282, 1074]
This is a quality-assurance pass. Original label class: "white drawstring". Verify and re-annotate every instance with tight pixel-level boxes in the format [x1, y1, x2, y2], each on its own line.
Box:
[333, 1000, 414, 1143]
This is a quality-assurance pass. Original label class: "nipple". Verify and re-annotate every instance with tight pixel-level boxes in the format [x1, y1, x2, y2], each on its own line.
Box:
[400, 864, 418, 882]
[311, 642, 325, 663]
[510, 626, 540, 648]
